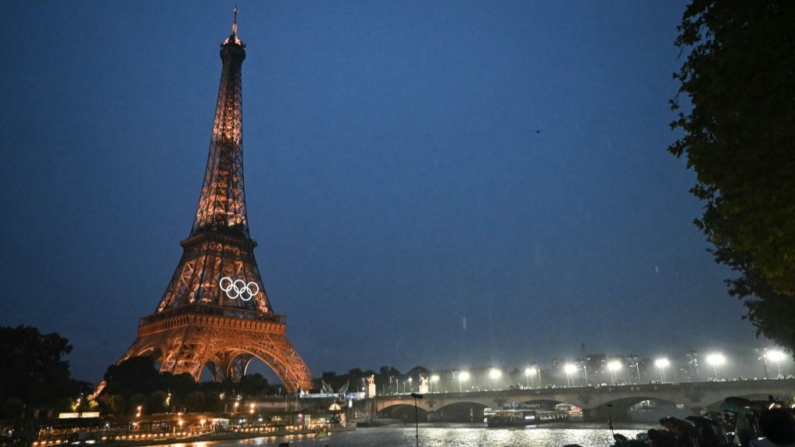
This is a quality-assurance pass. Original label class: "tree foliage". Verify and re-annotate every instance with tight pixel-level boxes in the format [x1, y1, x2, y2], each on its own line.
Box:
[669, 0, 795, 350]
[237, 373, 274, 397]
[0, 326, 73, 406]
[98, 357, 274, 415]
[102, 356, 162, 397]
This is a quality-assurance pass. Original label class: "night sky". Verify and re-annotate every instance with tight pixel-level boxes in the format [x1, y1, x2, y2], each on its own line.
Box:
[0, 1, 780, 384]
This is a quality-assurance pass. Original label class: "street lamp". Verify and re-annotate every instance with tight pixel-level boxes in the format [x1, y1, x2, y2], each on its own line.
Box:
[408, 377, 413, 393]
[655, 358, 670, 383]
[564, 363, 577, 387]
[706, 353, 726, 380]
[431, 374, 440, 393]
[531, 367, 540, 388]
[524, 367, 533, 388]
[409, 393, 423, 447]
[489, 368, 502, 390]
[458, 371, 470, 392]
[767, 350, 786, 378]
[607, 360, 622, 385]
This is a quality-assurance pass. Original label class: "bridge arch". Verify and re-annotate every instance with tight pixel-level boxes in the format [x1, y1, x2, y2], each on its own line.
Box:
[377, 403, 430, 422]
[428, 401, 488, 423]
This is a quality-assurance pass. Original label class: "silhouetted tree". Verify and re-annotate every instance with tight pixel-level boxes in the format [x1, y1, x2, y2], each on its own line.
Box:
[69, 379, 95, 400]
[96, 394, 125, 417]
[0, 326, 73, 406]
[102, 356, 161, 398]
[150, 390, 169, 414]
[1, 398, 25, 419]
[670, 0, 795, 350]
[376, 366, 401, 391]
[238, 373, 273, 397]
[184, 391, 206, 412]
[379, 366, 401, 377]
[406, 365, 430, 379]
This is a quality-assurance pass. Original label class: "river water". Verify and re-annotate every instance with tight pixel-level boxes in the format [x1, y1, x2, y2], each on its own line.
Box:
[161, 423, 654, 447]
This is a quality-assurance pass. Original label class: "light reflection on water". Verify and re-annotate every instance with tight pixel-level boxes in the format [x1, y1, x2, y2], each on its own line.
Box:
[162, 423, 653, 447]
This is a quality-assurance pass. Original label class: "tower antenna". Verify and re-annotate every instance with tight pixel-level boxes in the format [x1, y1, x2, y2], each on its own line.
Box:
[232, 5, 238, 36]
[232, 5, 237, 36]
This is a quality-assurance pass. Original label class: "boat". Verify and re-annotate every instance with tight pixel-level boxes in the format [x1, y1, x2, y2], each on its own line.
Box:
[485, 403, 569, 427]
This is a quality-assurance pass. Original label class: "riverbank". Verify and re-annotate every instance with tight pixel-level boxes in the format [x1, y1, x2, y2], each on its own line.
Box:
[30, 425, 355, 447]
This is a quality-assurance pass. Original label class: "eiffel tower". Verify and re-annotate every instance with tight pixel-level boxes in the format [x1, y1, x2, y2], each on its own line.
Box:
[111, 10, 313, 393]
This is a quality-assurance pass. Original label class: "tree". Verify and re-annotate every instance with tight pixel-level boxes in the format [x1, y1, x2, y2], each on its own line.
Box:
[238, 373, 273, 397]
[669, 0, 795, 350]
[1, 398, 25, 419]
[406, 365, 430, 379]
[184, 391, 206, 413]
[96, 394, 125, 417]
[149, 390, 169, 414]
[378, 366, 401, 377]
[102, 356, 161, 398]
[0, 326, 73, 406]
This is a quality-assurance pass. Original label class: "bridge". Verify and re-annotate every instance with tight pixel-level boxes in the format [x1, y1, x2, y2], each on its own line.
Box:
[369, 379, 795, 422]
[264, 379, 795, 423]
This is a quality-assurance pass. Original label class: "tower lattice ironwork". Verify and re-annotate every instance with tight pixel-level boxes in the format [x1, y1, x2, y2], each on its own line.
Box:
[112, 11, 313, 393]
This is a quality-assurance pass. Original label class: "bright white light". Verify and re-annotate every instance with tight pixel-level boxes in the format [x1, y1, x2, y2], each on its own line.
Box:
[706, 353, 725, 366]
[431, 375, 440, 382]
[219, 276, 259, 301]
[768, 350, 786, 362]
[564, 364, 577, 374]
[525, 367, 536, 376]
[607, 361, 622, 372]
[489, 368, 502, 380]
[655, 358, 670, 368]
[459, 371, 470, 382]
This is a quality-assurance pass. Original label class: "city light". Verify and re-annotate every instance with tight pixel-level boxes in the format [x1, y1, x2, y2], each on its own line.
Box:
[767, 350, 786, 362]
[524, 367, 536, 388]
[607, 360, 622, 385]
[654, 358, 670, 383]
[706, 353, 726, 380]
[458, 371, 470, 392]
[431, 374, 440, 393]
[760, 349, 786, 379]
[489, 368, 502, 390]
[564, 363, 577, 387]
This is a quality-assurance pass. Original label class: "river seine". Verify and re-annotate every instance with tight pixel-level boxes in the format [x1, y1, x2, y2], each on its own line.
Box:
[164, 423, 653, 447]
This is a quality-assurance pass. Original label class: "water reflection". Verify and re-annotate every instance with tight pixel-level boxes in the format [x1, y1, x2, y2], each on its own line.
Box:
[167, 423, 652, 447]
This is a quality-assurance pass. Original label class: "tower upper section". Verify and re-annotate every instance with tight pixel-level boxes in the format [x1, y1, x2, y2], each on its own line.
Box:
[191, 8, 249, 238]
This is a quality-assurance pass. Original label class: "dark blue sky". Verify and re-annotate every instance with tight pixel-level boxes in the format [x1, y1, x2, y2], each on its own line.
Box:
[0, 1, 779, 383]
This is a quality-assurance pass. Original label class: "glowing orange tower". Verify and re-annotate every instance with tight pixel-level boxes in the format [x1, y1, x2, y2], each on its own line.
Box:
[113, 10, 312, 393]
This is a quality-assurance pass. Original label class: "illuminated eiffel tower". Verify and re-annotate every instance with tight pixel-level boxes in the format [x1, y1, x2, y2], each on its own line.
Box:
[112, 10, 313, 393]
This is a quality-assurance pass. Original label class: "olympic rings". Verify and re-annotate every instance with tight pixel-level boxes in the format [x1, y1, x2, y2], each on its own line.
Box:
[219, 276, 259, 301]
